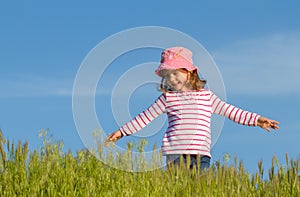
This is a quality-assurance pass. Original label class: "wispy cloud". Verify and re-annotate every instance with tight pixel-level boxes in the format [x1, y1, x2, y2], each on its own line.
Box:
[212, 33, 300, 96]
[0, 74, 72, 98]
[0, 72, 149, 98]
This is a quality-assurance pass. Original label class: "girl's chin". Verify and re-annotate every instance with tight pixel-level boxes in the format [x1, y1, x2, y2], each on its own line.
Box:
[171, 85, 184, 91]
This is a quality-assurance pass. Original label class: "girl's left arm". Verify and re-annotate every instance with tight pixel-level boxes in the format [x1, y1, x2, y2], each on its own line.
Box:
[210, 92, 279, 131]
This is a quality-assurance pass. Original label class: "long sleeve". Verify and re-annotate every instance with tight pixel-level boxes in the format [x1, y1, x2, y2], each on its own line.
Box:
[210, 92, 259, 126]
[119, 94, 166, 136]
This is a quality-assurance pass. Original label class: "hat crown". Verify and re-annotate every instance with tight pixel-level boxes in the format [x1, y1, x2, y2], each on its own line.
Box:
[161, 47, 193, 64]
[155, 46, 198, 77]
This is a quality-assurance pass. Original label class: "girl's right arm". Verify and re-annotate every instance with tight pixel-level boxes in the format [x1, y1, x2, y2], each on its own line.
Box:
[105, 94, 166, 145]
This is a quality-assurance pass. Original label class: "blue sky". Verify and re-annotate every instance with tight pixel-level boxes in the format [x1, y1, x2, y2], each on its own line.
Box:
[1, 1, 299, 173]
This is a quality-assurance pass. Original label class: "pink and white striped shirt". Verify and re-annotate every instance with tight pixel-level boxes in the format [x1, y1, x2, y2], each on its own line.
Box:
[119, 89, 259, 157]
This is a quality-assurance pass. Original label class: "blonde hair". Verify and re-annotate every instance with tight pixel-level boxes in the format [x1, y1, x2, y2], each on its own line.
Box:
[159, 69, 206, 93]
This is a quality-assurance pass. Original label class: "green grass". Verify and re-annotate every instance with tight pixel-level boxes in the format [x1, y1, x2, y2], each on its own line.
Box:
[0, 130, 299, 197]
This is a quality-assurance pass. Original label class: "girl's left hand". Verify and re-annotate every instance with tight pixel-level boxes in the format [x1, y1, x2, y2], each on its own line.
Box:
[257, 116, 280, 132]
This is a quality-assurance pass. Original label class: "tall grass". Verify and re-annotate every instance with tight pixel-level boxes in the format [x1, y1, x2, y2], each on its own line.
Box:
[0, 130, 299, 196]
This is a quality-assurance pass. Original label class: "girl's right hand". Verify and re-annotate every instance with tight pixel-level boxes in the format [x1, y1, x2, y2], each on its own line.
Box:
[105, 130, 123, 146]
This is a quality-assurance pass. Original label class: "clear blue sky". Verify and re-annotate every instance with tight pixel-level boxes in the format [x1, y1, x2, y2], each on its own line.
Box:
[1, 1, 299, 174]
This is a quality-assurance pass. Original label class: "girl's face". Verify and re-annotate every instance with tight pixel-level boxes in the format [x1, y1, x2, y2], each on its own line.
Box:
[162, 69, 191, 91]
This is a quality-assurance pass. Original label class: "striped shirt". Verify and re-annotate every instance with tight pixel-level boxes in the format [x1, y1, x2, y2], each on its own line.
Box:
[119, 89, 259, 157]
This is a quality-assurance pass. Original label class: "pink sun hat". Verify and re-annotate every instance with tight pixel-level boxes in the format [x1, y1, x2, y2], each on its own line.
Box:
[155, 46, 198, 77]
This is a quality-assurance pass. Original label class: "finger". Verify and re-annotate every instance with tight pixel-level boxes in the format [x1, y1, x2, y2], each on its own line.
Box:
[110, 135, 118, 141]
[267, 123, 279, 131]
[263, 124, 271, 132]
[265, 126, 271, 132]
[262, 123, 271, 132]
[266, 119, 273, 124]
[269, 121, 279, 126]
[106, 133, 113, 141]
[108, 133, 121, 142]
[105, 134, 119, 147]
[109, 134, 115, 141]
[105, 135, 112, 147]
[105, 134, 115, 145]
[270, 122, 279, 130]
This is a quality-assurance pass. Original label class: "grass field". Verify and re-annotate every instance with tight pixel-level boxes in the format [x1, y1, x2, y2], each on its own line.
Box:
[0, 130, 299, 197]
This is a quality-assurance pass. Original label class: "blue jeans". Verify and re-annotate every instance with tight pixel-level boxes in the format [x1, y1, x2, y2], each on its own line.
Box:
[166, 154, 211, 171]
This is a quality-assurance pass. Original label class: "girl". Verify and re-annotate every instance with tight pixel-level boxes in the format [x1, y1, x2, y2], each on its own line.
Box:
[106, 46, 279, 170]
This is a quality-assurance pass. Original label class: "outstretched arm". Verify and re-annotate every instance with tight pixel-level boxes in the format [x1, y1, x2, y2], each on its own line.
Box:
[257, 116, 279, 132]
[210, 91, 280, 131]
[210, 92, 259, 126]
[105, 94, 166, 146]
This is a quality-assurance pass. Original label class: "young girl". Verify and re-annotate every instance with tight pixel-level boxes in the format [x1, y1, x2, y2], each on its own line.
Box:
[106, 46, 279, 170]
